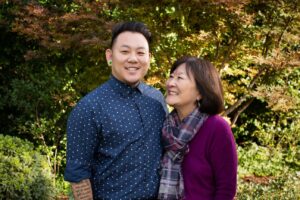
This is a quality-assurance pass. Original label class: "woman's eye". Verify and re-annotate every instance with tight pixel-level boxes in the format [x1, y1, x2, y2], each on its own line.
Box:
[138, 52, 145, 55]
[121, 50, 128, 53]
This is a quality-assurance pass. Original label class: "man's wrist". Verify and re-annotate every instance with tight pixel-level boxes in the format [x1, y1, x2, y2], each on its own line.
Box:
[71, 179, 93, 200]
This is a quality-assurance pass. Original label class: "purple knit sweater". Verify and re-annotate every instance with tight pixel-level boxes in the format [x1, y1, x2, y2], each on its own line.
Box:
[182, 115, 238, 200]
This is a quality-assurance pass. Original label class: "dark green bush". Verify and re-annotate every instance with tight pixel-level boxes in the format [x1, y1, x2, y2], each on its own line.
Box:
[0, 134, 56, 200]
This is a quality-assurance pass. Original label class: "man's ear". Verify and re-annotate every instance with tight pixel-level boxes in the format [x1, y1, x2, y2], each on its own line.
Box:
[105, 49, 112, 62]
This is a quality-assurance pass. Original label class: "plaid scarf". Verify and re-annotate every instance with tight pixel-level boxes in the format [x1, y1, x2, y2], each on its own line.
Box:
[158, 108, 208, 200]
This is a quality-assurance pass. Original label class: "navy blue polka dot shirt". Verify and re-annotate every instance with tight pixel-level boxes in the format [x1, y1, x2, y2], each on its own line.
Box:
[64, 76, 167, 199]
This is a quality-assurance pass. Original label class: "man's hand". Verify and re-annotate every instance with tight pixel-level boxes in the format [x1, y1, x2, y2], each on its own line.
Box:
[71, 179, 93, 200]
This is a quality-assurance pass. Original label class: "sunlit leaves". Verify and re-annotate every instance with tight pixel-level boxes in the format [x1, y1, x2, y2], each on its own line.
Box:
[252, 85, 299, 112]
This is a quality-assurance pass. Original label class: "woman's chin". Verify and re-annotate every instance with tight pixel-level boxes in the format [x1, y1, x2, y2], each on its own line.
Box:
[166, 101, 174, 107]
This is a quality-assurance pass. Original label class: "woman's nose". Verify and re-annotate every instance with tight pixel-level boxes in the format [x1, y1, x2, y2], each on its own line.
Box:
[166, 78, 176, 87]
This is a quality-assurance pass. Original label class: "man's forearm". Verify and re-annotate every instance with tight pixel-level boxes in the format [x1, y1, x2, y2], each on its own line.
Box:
[71, 179, 93, 200]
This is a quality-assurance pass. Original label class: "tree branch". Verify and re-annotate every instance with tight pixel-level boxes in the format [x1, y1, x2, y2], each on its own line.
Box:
[276, 16, 293, 48]
[224, 67, 265, 116]
[231, 97, 254, 126]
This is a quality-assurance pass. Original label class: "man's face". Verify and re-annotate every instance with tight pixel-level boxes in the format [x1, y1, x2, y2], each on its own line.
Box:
[106, 31, 151, 87]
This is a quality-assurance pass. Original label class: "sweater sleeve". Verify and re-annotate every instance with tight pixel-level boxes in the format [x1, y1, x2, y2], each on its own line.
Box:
[208, 116, 238, 200]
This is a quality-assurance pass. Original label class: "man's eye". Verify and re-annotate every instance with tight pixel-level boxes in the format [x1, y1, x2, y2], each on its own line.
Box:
[121, 50, 128, 53]
[138, 52, 145, 55]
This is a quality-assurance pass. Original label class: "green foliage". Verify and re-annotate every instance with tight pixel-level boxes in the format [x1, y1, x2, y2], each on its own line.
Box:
[237, 143, 300, 199]
[234, 99, 300, 152]
[237, 172, 300, 199]
[0, 134, 56, 199]
[4, 65, 75, 176]
[55, 176, 72, 198]
[238, 143, 290, 176]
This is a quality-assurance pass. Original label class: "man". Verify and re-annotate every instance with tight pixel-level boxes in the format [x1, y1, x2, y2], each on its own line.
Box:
[64, 21, 167, 199]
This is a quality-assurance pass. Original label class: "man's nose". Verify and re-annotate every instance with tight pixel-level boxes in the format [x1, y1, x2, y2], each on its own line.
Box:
[128, 53, 138, 63]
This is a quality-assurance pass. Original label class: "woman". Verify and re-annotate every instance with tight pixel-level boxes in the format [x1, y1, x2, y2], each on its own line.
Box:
[158, 56, 237, 200]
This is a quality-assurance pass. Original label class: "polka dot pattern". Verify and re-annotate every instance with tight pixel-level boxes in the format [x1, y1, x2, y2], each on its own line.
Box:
[64, 76, 167, 199]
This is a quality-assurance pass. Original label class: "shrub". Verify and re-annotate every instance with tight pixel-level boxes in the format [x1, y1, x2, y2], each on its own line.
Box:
[238, 142, 290, 176]
[237, 143, 300, 199]
[237, 172, 300, 199]
[0, 134, 56, 200]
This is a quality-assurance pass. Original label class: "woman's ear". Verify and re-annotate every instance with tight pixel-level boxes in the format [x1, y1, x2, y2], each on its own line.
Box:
[196, 94, 202, 101]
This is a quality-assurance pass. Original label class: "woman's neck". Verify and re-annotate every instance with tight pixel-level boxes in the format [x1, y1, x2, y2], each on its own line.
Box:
[176, 105, 198, 121]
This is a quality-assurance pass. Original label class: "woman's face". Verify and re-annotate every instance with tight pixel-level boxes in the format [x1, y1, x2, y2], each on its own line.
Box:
[166, 63, 201, 114]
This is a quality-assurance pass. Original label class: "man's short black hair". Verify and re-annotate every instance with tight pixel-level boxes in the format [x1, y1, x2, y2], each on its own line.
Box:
[110, 21, 152, 48]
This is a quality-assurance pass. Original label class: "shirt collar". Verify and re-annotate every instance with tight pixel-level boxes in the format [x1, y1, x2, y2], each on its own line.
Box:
[108, 75, 146, 97]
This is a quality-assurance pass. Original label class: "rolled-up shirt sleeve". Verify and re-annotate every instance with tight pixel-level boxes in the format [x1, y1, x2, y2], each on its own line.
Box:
[64, 100, 99, 182]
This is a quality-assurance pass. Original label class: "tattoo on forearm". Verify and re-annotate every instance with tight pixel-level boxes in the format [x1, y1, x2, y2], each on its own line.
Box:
[72, 179, 93, 200]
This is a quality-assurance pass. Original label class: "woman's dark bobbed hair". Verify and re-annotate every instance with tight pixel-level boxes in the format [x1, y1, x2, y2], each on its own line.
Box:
[171, 56, 225, 115]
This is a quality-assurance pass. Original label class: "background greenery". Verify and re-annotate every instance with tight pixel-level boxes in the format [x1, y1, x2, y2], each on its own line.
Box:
[0, 0, 299, 199]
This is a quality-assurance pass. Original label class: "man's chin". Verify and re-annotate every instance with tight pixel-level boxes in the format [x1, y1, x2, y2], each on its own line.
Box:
[125, 79, 140, 87]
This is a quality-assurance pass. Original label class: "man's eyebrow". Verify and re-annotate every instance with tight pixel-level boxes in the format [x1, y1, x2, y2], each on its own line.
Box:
[120, 45, 147, 50]
[136, 47, 147, 50]
[120, 45, 130, 48]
